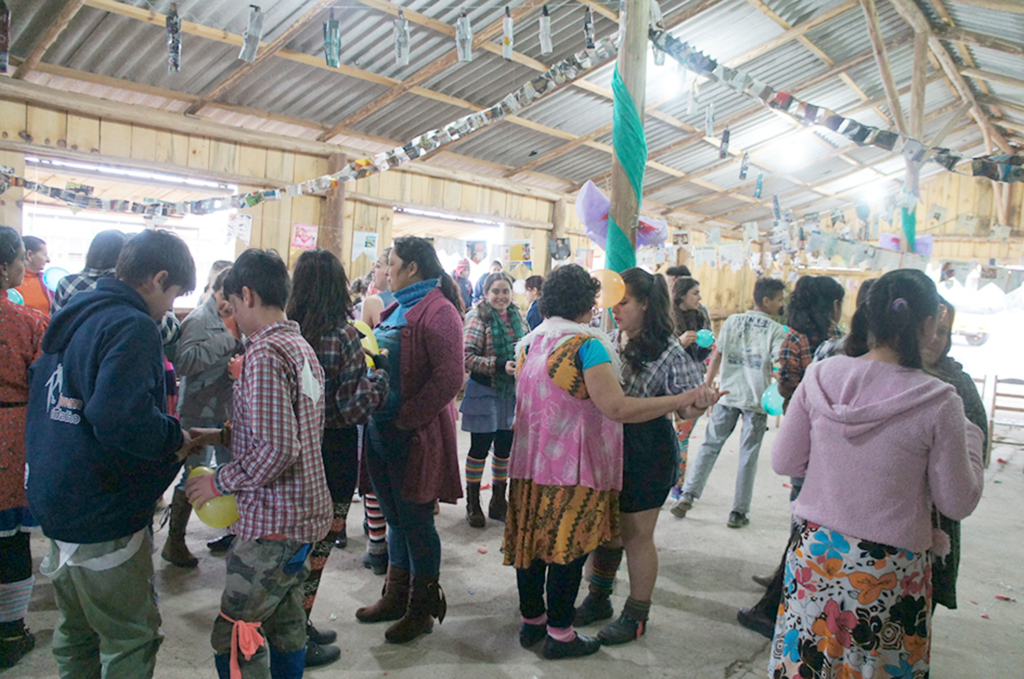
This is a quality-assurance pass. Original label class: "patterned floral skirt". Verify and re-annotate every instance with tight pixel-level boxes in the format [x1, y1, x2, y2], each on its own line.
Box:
[502, 479, 619, 569]
[673, 416, 697, 487]
[769, 521, 932, 679]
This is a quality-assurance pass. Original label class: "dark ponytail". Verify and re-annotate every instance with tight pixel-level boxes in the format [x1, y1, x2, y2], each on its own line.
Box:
[787, 276, 844, 349]
[844, 269, 938, 368]
[392, 236, 465, 316]
[619, 267, 674, 371]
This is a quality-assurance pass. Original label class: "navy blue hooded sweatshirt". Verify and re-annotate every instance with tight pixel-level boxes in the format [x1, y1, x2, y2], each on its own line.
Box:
[26, 278, 184, 543]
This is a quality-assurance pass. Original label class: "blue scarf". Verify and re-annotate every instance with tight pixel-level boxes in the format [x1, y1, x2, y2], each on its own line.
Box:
[393, 278, 438, 310]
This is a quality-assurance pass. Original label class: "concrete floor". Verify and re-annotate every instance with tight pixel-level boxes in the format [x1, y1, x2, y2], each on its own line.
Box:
[13, 420, 1024, 679]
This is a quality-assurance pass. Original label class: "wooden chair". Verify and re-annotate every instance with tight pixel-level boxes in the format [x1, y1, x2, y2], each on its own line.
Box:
[989, 376, 1024, 458]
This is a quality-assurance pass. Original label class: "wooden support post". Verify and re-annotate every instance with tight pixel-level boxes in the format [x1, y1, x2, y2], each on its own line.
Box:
[928, 101, 972, 146]
[860, 0, 908, 134]
[549, 197, 567, 275]
[608, 0, 650, 257]
[910, 31, 928, 140]
[321, 153, 347, 259]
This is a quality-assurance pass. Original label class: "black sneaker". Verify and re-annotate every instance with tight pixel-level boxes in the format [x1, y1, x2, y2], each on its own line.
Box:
[519, 622, 546, 648]
[541, 633, 601, 660]
[727, 511, 750, 528]
[304, 639, 340, 668]
[207, 534, 235, 553]
[329, 525, 347, 549]
[737, 606, 775, 639]
[573, 591, 613, 627]
[597, 613, 646, 645]
[307, 620, 337, 645]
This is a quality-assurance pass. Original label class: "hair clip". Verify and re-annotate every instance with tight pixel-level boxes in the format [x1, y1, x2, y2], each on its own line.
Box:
[891, 298, 908, 311]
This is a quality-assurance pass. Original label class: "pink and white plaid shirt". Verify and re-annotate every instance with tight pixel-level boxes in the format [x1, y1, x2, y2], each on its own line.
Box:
[215, 321, 331, 543]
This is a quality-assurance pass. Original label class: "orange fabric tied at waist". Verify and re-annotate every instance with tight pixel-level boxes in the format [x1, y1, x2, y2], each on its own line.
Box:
[220, 611, 265, 679]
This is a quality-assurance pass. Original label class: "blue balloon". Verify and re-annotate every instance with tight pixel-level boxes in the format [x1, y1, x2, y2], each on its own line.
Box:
[761, 382, 784, 416]
[695, 328, 714, 348]
[6, 288, 24, 305]
[42, 267, 69, 293]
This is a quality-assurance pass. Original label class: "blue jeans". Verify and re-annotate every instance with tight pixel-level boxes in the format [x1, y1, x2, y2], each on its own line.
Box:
[365, 419, 441, 577]
[682, 403, 768, 514]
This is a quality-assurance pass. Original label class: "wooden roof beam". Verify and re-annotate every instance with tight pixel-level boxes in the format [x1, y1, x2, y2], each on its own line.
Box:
[13, 0, 87, 80]
[962, 68, 1024, 92]
[186, 0, 331, 116]
[325, 0, 548, 136]
[945, 0, 1024, 15]
[888, 0, 1014, 154]
[932, 22, 1024, 58]
[859, 0, 909, 134]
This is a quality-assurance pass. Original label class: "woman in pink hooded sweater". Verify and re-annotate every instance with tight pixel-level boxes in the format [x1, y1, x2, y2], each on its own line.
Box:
[769, 269, 985, 679]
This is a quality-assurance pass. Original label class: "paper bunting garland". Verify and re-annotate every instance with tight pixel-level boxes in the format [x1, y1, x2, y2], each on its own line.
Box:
[394, 10, 410, 66]
[456, 11, 473, 63]
[739, 152, 749, 180]
[705, 103, 714, 137]
[502, 7, 514, 61]
[239, 5, 263, 63]
[0, 1, 9, 74]
[539, 6, 553, 55]
[323, 12, 341, 68]
[166, 3, 182, 73]
[719, 127, 730, 159]
[2, 36, 620, 219]
[754, 172, 763, 198]
[649, 27, 1024, 184]
[583, 7, 596, 49]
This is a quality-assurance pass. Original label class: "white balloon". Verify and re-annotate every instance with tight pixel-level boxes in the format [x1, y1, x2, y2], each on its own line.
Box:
[513, 279, 527, 294]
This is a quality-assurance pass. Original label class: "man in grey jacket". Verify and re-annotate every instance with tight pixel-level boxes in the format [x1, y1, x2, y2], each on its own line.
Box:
[162, 266, 243, 567]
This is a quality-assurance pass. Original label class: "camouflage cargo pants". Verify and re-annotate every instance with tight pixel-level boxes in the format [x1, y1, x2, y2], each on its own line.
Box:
[212, 538, 311, 678]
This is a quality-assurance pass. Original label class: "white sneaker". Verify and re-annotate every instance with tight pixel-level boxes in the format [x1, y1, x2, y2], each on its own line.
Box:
[670, 494, 694, 518]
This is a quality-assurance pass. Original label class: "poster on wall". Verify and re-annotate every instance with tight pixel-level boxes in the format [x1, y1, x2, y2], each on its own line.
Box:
[466, 240, 488, 264]
[509, 239, 532, 263]
[227, 214, 253, 246]
[353, 231, 379, 262]
[548, 237, 571, 261]
[672, 231, 689, 246]
[291, 223, 319, 250]
[574, 248, 594, 269]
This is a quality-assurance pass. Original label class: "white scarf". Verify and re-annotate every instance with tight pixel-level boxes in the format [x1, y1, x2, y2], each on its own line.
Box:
[515, 316, 622, 379]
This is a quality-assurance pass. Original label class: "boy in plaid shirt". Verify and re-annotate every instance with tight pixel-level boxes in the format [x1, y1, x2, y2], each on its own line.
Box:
[186, 249, 330, 678]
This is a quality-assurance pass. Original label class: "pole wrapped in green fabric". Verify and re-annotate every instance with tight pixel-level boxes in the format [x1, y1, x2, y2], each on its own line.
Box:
[607, 64, 647, 273]
[901, 207, 916, 252]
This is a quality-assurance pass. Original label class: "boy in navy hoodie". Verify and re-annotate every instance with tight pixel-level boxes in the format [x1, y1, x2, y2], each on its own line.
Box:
[26, 229, 196, 679]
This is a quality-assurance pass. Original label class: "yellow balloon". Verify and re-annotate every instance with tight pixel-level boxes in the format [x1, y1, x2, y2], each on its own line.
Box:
[592, 269, 626, 308]
[187, 466, 239, 529]
[349, 319, 380, 368]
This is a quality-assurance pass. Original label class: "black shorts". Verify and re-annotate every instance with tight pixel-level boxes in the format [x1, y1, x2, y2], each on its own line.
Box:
[619, 417, 677, 514]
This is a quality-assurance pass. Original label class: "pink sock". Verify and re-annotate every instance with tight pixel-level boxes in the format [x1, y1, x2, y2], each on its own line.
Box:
[521, 613, 547, 626]
[546, 625, 576, 642]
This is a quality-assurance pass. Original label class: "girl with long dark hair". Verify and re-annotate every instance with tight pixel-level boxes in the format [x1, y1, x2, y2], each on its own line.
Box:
[769, 269, 985, 678]
[355, 237, 464, 644]
[460, 271, 526, 527]
[505, 265, 723, 659]
[286, 248, 390, 666]
[777, 276, 844, 405]
[574, 268, 712, 644]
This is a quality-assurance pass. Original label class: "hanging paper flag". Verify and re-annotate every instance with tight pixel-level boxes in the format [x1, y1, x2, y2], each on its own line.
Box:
[539, 5, 553, 55]
[688, 80, 698, 116]
[0, 0, 11, 73]
[502, 7, 514, 61]
[653, 47, 665, 66]
[166, 3, 182, 72]
[456, 10, 473, 62]
[583, 7, 596, 49]
[772, 195, 781, 221]
[323, 11, 341, 68]
[394, 9, 411, 66]
[651, 0, 664, 26]
[239, 5, 263, 63]
[754, 173, 764, 198]
[616, 0, 627, 50]
[705, 102, 714, 137]
[719, 127, 730, 159]
[739, 152, 749, 180]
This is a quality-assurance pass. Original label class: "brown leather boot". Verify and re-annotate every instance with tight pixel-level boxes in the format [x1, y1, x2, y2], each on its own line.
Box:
[384, 576, 446, 643]
[465, 483, 485, 528]
[160, 488, 198, 568]
[487, 481, 507, 522]
[355, 566, 410, 623]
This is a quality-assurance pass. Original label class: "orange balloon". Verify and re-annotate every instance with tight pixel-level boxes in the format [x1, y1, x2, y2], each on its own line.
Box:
[592, 269, 626, 308]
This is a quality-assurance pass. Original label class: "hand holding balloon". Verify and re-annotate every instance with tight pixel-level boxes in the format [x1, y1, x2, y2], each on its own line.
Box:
[186, 466, 239, 529]
[679, 331, 697, 348]
[350, 319, 380, 368]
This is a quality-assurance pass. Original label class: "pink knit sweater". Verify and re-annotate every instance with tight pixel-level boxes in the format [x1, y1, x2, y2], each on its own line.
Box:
[772, 356, 985, 552]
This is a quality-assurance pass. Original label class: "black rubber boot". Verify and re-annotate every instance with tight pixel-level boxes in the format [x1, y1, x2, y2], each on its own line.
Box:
[488, 480, 507, 522]
[466, 483, 485, 528]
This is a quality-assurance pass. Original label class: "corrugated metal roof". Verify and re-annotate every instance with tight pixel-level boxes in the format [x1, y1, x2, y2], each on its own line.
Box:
[4, 0, 1020, 226]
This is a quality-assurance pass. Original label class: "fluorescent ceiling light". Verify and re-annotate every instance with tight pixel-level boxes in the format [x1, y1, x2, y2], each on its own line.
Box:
[24, 156, 236, 192]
